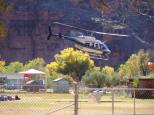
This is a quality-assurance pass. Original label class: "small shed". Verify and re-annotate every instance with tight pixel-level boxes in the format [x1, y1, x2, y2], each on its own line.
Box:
[129, 77, 154, 98]
[52, 78, 69, 93]
[129, 77, 154, 88]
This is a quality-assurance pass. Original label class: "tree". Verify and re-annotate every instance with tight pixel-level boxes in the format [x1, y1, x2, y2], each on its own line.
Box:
[118, 49, 150, 78]
[24, 58, 45, 71]
[45, 62, 64, 80]
[118, 64, 128, 76]
[46, 48, 94, 81]
[82, 70, 106, 88]
[82, 66, 120, 87]
[6, 61, 24, 73]
[137, 49, 150, 76]
[0, 20, 6, 38]
[0, 0, 13, 39]
[102, 66, 114, 76]
[102, 66, 120, 86]
[0, 60, 6, 73]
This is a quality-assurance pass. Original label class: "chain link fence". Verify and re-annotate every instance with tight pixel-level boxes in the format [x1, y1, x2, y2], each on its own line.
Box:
[78, 87, 154, 115]
[0, 84, 154, 115]
[0, 84, 74, 115]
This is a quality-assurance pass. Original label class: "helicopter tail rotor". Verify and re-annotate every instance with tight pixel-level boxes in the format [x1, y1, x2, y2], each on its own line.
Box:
[47, 25, 52, 40]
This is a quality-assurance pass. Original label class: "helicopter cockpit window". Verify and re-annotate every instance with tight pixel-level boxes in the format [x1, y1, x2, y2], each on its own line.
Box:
[85, 42, 90, 47]
[90, 42, 94, 48]
[101, 43, 108, 50]
[95, 43, 100, 49]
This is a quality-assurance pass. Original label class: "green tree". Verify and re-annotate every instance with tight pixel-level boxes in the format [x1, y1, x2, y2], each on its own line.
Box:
[82, 70, 106, 88]
[0, 0, 13, 39]
[24, 58, 45, 71]
[0, 60, 6, 73]
[137, 49, 150, 76]
[118, 49, 150, 78]
[118, 64, 129, 77]
[102, 66, 114, 76]
[102, 66, 120, 86]
[6, 61, 24, 73]
[0, 20, 6, 38]
[46, 48, 94, 81]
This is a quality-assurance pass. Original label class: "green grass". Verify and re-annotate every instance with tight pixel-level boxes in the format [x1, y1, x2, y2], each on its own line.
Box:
[0, 93, 154, 115]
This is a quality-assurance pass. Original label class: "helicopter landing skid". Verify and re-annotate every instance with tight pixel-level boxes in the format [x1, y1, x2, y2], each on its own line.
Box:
[89, 53, 109, 60]
[74, 47, 109, 60]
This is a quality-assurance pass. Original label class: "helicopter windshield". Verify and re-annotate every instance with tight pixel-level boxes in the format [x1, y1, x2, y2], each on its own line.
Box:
[101, 43, 109, 50]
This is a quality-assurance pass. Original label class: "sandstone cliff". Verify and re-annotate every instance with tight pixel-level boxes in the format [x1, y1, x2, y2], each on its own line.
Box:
[0, 0, 153, 66]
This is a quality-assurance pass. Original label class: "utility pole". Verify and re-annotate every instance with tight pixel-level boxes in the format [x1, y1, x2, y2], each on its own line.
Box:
[74, 82, 79, 115]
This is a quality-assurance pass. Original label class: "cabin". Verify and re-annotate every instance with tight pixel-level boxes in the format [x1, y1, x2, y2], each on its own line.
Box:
[129, 77, 154, 88]
[52, 78, 69, 93]
[0, 73, 24, 89]
[129, 77, 154, 98]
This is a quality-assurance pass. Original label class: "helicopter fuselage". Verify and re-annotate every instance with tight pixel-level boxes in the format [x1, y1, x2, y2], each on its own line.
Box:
[63, 35, 111, 59]
[47, 24, 113, 60]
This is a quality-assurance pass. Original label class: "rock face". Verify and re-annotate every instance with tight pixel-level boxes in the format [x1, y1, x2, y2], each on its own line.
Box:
[0, 0, 154, 66]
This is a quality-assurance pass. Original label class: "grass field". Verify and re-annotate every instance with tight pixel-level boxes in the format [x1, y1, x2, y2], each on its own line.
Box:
[0, 93, 154, 115]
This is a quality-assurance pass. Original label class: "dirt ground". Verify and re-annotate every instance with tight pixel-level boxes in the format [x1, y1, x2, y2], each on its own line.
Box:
[0, 93, 154, 115]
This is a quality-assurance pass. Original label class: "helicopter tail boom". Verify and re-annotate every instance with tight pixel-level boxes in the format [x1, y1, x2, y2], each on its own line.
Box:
[47, 25, 63, 40]
[47, 26, 83, 45]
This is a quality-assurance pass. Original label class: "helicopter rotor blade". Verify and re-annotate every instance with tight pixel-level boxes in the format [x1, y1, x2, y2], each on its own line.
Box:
[91, 31, 129, 37]
[131, 32, 149, 45]
[53, 22, 129, 37]
[53, 22, 89, 32]
[47, 25, 52, 40]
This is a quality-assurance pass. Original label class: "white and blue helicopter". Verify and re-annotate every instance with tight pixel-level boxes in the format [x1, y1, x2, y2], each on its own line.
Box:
[47, 22, 129, 60]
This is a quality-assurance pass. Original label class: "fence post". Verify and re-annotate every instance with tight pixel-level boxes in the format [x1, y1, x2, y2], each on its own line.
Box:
[112, 88, 114, 115]
[133, 88, 136, 115]
[74, 82, 78, 115]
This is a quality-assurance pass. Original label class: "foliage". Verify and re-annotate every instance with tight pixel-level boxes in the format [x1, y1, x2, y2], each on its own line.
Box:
[0, 60, 6, 73]
[118, 49, 150, 78]
[6, 61, 24, 73]
[106, 73, 120, 87]
[126, 54, 141, 77]
[0, 0, 13, 39]
[102, 66, 114, 76]
[46, 48, 94, 81]
[132, 77, 140, 88]
[24, 58, 45, 71]
[82, 70, 106, 88]
[137, 49, 150, 76]
[0, 20, 6, 38]
[0, 0, 13, 12]
[118, 64, 129, 77]
[102, 66, 120, 86]
[82, 66, 120, 87]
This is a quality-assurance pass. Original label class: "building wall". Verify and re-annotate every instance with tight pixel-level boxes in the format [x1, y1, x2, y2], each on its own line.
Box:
[139, 79, 154, 88]
[52, 80, 69, 93]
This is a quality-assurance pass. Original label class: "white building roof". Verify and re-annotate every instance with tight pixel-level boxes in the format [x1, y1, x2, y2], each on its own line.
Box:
[0, 73, 24, 80]
[19, 69, 45, 75]
[53, 77, 66, 82]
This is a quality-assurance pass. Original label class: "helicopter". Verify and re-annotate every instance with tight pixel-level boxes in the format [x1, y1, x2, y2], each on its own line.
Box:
[47, 22, 129, 60]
